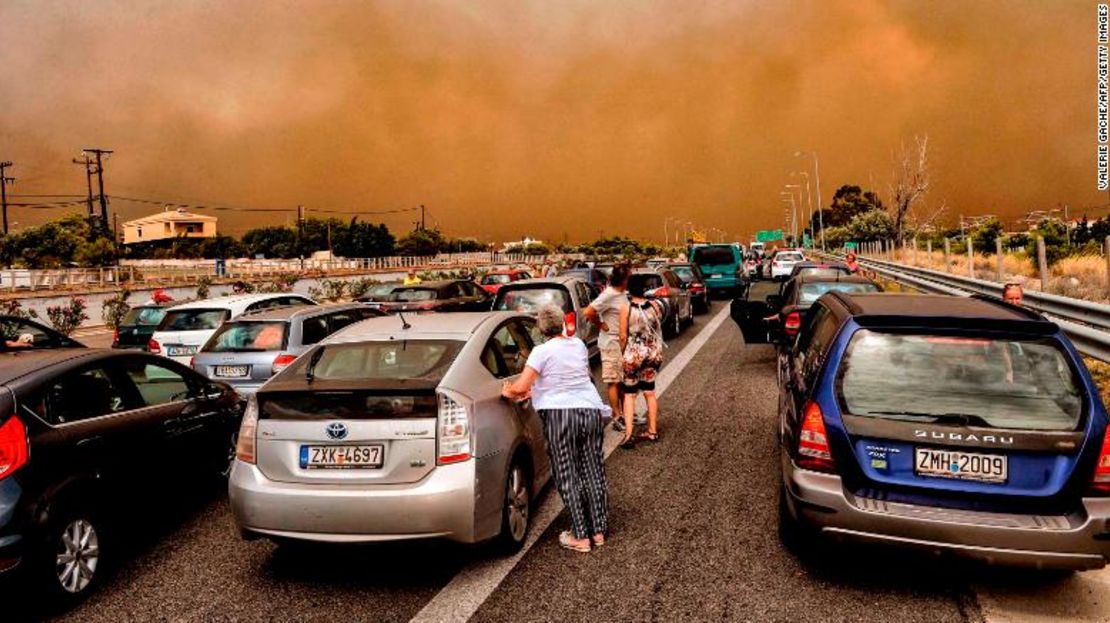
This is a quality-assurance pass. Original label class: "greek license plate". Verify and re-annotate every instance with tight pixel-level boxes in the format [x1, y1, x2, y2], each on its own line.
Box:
[214, 365, 249, 378]
[167, 345, 198, 356]
[300, 445, 385, 469]
[915, 448, 1007, 483]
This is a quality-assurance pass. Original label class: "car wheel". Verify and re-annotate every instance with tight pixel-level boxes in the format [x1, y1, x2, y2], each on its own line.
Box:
[496, 460, 531, 553]
[34, 505, 104, 604]
[778, 483, 819, 557]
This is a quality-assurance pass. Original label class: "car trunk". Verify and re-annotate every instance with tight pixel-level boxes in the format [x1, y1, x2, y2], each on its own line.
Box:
[691, 247, 738, 280]
[256, 387, 440, 485]
[115, 324, 155, 348]
[832, 330, 1094, 511]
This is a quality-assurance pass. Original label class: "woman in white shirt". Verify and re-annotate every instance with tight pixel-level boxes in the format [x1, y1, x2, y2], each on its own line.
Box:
[502, 305, 611, 553]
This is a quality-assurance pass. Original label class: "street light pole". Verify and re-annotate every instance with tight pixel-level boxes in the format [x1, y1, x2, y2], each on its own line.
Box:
[785, 184, 802, 245]
[796, 150, 826, 250]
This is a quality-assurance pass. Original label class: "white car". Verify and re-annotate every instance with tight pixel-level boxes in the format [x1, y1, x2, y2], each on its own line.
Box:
[149, 293, 316, 365]
[769, 251, 805, 280]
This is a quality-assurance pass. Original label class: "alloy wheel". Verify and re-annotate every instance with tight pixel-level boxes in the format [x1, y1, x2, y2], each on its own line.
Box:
[56, 518, 99, 595]
[506, 465, 529, 542]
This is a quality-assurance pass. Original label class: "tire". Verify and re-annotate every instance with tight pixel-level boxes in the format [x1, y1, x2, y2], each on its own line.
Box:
[33, 503, 105, 605]
[495, 460, 531, 553]
[778, 482, 817, 557]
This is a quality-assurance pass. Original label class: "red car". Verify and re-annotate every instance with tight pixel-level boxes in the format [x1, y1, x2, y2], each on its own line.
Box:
[480, 268, 533, 294]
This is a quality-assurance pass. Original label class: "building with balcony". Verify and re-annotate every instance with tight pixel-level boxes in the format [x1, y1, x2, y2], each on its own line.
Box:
[121, 208, 217, 245]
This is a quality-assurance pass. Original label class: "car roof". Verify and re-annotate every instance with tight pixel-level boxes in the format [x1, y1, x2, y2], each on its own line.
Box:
[236, 302, 367, 322]
[392, 280, 459, 290]
[487, 268, 528, 274]
[825, 292, 1054, 332]
[325, 311, 523, 343]
[164, 293, 312, 310]
[792, 274, 876, 286]
[498, 275, 580, 289]
[0, 348, 114, 385]
[793, 261, 848, 269]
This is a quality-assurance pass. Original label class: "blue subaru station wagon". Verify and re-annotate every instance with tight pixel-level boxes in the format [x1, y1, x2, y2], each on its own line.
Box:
[778, 292, 1110, 570]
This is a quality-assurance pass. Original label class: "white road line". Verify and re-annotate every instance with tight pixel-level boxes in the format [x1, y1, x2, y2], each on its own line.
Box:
[409, 304, 732, 623]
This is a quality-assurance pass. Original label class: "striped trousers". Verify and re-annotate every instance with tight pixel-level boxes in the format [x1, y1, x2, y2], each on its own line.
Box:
[538, 408, 609, 539]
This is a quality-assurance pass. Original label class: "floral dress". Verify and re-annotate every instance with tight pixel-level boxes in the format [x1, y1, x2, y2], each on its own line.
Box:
[622, 299, 664, 390]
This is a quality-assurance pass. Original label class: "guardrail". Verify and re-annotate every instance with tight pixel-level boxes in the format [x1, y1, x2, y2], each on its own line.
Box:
[844, 253, 1110, 362]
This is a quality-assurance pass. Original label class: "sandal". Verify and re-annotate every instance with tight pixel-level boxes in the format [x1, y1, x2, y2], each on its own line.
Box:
[637, 431, 660, 443]
[620, 434, 636, 450]
[559, 531, 591, 553]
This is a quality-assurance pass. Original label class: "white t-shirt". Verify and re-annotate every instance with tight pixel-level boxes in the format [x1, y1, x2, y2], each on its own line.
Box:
[525, 337, 609, 412]
[589, 286, 628, 349]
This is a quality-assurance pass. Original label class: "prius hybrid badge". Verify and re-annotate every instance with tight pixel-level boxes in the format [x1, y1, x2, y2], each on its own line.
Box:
[326, 422, 348, 440]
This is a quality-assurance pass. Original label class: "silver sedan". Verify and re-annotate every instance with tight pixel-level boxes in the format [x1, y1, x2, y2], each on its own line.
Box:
[228, 311, 552, 550]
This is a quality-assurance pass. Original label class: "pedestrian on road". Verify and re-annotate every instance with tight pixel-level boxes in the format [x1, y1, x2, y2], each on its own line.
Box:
[618, 279, 665, 448]
[585, 263, 631, 431]
[544, 259, 558, 278]
[501, 304, 611, 553]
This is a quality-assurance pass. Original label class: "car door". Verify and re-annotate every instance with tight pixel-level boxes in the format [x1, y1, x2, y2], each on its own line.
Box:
[573, 281, 599, 347]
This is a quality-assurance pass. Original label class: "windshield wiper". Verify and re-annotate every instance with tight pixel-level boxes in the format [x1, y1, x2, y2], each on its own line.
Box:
[862, 410, 992, 427]
[305, 347, 326, 382]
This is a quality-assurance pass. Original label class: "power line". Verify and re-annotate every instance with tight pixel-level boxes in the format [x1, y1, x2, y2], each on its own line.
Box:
[107, 194, 422, 217]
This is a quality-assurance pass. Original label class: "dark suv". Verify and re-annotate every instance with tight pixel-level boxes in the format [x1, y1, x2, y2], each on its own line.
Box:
[375, 279, 492, 314]
[0, 349, 240, 603]
[778, 292, 1110, 570]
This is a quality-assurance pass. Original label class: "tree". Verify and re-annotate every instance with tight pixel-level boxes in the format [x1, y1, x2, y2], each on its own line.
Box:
[889, 135, 930, 241]
[1027, 219, 1070, 265]
[242, 226, 298, 259]
[846, 210, 895, 242]
[395, 228, 443, 256]
[74, 237, 118, 267]
[817, 185, 885, 230]
[333, 220, 394, 257]
[971, 217, 1005, 253]
[198, 234, 247, 259]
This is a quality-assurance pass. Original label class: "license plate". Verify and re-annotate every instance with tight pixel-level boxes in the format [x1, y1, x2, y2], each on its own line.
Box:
[167, 345, 198, 356]
[915, 448, 1007, 483]
[300, 444, 385, 469]
[711, 273, 723, 279]
[214, 365, 249, 378]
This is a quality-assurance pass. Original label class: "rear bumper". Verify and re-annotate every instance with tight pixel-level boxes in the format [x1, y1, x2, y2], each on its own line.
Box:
[228, 460, 478, 544]
[783, 455, 1110, 570]
[704, 277, 743, 292]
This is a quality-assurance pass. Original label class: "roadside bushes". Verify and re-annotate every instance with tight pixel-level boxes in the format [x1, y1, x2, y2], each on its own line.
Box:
[45, 298, 88, 336]
[101, 289, 132, 330]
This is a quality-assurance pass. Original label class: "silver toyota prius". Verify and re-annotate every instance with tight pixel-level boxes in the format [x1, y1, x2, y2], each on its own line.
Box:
[228, 311, 552, 550]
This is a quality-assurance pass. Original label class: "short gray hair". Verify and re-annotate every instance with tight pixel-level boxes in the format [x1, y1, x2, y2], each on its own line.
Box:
[535, 304, 565, 338]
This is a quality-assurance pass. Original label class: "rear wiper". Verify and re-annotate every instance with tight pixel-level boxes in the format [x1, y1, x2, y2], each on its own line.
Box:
[305, 347, 326, 382]
[862, 410, 992, 427]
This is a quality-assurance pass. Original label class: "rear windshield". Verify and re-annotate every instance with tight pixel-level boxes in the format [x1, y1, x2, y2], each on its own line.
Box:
[204, 321, 288, 352]
[692, 246, 737, 266]
[839, 330, 1083, 431]
[799, 282, 878, 305]
[390, 288, 437, 302]
[794, 266, 849, 279]
[494, 286, 572, 313]
[482, 274, 512, 285]
[122, 307, 167, 327]
[776, 252, 803, 262]
[361, 284, 396, 301]
[158, 309, 230, 332]
[670, 266, 697, 282]
[628, 274, 664, 296]
[283, 340, 463, 382]
[260, 392, 437, 421]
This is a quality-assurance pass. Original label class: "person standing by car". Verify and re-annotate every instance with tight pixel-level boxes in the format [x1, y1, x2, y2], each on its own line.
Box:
[501, 305, 611, 553]
[618, 279, 664, 448]
[585, 264, 631, 431]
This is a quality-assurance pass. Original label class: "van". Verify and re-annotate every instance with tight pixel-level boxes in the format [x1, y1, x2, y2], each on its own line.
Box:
[688, 243, 746, 297]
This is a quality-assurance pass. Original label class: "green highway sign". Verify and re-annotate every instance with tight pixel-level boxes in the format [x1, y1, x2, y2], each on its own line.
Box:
[756, 229, 783, 242]
[844, 241, 858, 250]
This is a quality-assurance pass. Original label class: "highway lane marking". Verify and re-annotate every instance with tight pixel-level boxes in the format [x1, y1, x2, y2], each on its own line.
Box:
[409, 303, 732, 623]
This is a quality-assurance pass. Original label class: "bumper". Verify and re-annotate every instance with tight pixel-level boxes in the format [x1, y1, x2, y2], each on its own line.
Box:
[704, 277, 743, 292]
[783, 456, 1110, 570]
[228, 460, 478, 544]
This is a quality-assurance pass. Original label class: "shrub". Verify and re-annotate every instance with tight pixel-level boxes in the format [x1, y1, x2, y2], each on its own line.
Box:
[319, 279, 348, 302]
[347, 277, 376, 300]
[195, 276, 213, 299]
[101, 288, 132, 330]
[45, 298, 88, 336]
[1, 299, 39, 319]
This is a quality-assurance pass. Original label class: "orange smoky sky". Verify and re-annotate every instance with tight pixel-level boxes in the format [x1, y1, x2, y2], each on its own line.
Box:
[0, 0, 1101, 242]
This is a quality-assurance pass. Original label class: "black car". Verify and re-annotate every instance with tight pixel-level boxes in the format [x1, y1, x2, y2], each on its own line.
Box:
[0, 349, 240, 603]
[0, 315, 84, 350]
[561, 268, 607, 294]
[764, 274, 881, 345]
[375, 279, 492, 314]
[111, 304, 170, 351]
[627, 268, 694, 338]
[786, 261, 852, 280]
[666, 262, 710, 314]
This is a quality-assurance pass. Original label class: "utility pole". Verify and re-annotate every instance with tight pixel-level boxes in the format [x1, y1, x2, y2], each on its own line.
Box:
[297, 205, 306, 270]
[82, 148, 113, 236]
[0, 161, 12, 235]
[420, 204, 426, 230]
[73, 156, 97, 230]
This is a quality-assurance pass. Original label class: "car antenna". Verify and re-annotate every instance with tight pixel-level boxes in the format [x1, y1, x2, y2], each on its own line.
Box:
[398, 310, 412, 330]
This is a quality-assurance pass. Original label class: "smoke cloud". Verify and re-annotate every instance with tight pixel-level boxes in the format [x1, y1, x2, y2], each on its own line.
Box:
[0, 0, 1099, 242]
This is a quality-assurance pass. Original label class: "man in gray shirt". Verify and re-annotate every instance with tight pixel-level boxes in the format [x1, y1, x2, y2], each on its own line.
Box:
[585, 264, 630, 428]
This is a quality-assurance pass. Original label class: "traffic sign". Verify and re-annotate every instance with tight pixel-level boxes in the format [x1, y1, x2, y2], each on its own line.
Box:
[844, 241, 858, 250]
[756, 229, 783, 242]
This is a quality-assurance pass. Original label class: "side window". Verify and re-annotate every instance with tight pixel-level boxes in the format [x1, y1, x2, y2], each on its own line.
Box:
[483, 322, 530, 378]
[45, 366, 133, 424]
[518, 318, 543, 347]
[245, 300, 274, 313]
[576, 283, 591, 308]
[800, 307, 839, 389]
[300, 316, 330, 346]
[443, 283, 463, 299]
[285, 296, 313, 307]
[123, 359, 194, 406]
[327, 311, 362, 334]
[462, 281, 484, 297]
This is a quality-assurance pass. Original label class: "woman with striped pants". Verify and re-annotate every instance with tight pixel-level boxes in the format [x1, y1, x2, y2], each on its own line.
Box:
[502, 304, 611, 553]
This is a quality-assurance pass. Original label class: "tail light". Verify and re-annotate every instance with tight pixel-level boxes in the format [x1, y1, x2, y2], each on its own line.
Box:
[148, 338, 161, 354]
[437, 393, 472, 465]
[0, 416, 29, 479]
[797, 401, 835, 472]
[112, 328, 119, 345]
[272, 353, 297, 375]
[784, 311, 802, 337]
[1090, 428, 1110, 494]
[773, 261, 780, 267]
[188, 357, 195, 369]
[235, 395, 258, 465]
[652, 287, 671, 298]
[564, 311, 577, 337]
[417, 302, 437, 311]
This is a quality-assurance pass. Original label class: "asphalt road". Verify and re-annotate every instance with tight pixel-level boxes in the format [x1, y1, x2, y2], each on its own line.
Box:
[7, 284, 1074, 622]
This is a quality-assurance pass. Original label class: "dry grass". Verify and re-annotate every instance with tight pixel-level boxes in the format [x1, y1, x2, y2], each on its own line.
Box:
[1086, 358, 1110, 408]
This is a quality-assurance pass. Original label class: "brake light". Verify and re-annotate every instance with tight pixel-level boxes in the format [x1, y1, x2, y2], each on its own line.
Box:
[272, 353, 297, 375]
[437, 393, 471, 465]
[784, 311, 802, 337]
[188, 357, 195, 369]
[773, 261, 780, 267]
[653, 287, 671, 298]
[417, 302, 437, 311]
[235, 396, 258, 465]
[0, 416, 29, 479]
[564, 311, 577, 337]
[148, 338, 161, 354]
[797, 401, 835, 472]
[1091, 429, 1110, 494]
[112, 328, 119, 345]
